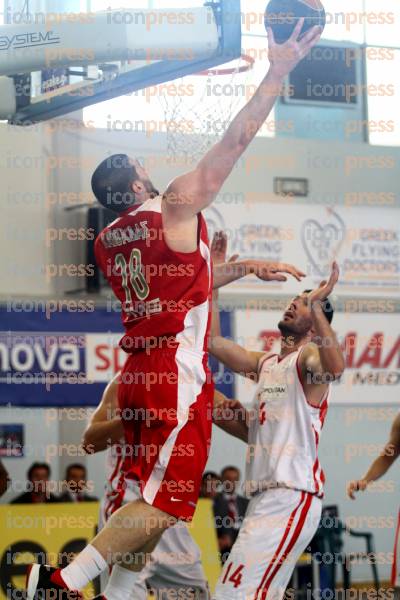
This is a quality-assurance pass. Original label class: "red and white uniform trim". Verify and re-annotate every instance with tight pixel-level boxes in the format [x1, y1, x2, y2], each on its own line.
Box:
[245, 348, 331, 498]
[214, 487, 322, 600]
[215, 346, 330, 600]
[95, 196, 214, 520]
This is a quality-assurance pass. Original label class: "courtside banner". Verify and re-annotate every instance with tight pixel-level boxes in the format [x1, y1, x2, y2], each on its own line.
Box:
[0, 306, 233, 407]
[204, 204, 399, 297]
[234, 310, 400, 405]
[0, 501, 221, 599]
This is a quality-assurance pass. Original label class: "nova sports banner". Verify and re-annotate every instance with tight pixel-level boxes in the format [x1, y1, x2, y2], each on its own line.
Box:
[0, 306, 233, 407]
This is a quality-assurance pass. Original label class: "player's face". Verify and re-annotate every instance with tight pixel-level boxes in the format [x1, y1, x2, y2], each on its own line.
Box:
[30, 467, 49, 494]
[201, 475, 220, 498]
[130, 158, 159, 198]
[278, 293, 313, 336]
[67, 467, 86, 492]
[222, 469, 240, 494]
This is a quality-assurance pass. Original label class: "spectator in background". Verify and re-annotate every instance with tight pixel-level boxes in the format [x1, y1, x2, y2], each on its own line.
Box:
[0, 459, 10, 497]
[58, 463, 98, 503]
[11, 462, 58, 504]
[200, 471, 220, 499]
[213, 466, 249, 563]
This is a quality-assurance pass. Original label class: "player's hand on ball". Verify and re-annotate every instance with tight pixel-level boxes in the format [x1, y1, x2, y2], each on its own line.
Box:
[249, 261, 306, 282]
[267, 18, 322, 79]
[347, 479, 368, 500]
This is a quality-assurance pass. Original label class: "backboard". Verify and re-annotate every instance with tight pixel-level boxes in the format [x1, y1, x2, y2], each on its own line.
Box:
[0, 0, 242, 124]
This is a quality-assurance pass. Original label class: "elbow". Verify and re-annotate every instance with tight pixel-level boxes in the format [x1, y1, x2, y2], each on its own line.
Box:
[322, 351, 345, 382]
[81, 433, 96, 455]
[329, 362, 346, 382]
[335, 356, 346, 380]
[204, 177, 221, 199]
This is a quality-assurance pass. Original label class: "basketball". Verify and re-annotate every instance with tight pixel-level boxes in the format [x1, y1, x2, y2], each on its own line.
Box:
[265, 0, 326, 44]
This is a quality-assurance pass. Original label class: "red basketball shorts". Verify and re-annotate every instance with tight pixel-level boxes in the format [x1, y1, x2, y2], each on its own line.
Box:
[118, 345, 213, 521]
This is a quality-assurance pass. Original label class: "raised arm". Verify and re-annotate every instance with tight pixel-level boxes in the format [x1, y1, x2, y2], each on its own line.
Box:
[298, 262, 345, 406]
[82, 373, 124, 454]
[347, 413, 400, 499]
[213, 259, 306, 290]
[162, 22, 322, 251]
[210, 282, 264, 380]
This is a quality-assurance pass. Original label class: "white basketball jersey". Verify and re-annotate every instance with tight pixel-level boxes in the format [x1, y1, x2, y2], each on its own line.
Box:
[245, 348, 330, 498]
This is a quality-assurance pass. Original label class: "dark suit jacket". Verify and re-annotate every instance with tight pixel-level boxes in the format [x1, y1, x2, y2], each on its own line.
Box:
[213, 492, 249, 542]
[11, 492, 59, 504]
[58, 491, 98, 502]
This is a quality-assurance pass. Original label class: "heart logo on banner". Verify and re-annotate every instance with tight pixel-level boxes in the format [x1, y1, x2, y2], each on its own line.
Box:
[301, 208, 346, 277]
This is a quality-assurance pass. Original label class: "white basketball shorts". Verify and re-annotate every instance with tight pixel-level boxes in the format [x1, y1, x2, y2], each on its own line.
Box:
[214, 487, 322, 600]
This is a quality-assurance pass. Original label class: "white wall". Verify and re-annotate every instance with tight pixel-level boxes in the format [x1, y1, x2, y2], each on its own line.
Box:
[1, 124, 399, 298]
[0, 123, 52, 295]
[76, 128, 400, 211]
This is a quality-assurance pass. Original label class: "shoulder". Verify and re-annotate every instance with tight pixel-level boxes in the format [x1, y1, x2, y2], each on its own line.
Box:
[391, 413, 400, 439]
[83, 494, 98, 502]
[297, 343, 320, 370]
[11, 492, 30, 504]
[258, 352, 276, 373]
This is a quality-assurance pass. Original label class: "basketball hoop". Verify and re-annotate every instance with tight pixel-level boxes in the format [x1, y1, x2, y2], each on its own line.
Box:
[196, 53, 255, 76]
[158, 54, 255, 164]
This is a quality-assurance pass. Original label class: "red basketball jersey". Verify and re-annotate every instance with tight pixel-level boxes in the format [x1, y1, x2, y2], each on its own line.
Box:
[94, 196, 213, 353]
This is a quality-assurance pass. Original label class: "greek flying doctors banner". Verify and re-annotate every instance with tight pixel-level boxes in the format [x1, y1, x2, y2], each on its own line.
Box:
[0, 305, 233, 407]
[204, 204, 399, 297]
[234, 310, 400, 405]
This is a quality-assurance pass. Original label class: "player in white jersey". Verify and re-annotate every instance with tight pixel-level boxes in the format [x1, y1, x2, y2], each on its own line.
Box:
[83, 375, 210, 600]
[347, 412, 400, 594]
[209, 262, 345, 600]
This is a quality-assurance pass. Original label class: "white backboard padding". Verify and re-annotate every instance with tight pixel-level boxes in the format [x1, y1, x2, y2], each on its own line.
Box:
[0, 76, 16, 118]
[0, 7, 219, 77]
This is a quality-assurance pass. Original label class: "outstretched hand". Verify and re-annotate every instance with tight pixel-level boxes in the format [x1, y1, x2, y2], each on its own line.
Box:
[267, 18, 322, 79]
[347, 479, 368, 500]
[250, 261, 306, 283]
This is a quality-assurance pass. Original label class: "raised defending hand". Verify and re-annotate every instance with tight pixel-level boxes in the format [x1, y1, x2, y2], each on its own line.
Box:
[210, 231, 239, 265]
[308, 261, 339, 306]
[267, 18, 322, 79]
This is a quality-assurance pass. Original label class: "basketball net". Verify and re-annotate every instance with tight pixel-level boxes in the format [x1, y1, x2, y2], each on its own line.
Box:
[158, 54, 255, 165]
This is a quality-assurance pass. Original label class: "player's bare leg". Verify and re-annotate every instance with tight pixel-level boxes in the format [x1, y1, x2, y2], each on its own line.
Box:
[89, 499, 173, 566]
[26, 500, 174, 600]
[90, 534, 164, 600]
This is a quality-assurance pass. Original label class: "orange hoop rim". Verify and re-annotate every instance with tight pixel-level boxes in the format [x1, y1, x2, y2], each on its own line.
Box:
[195, 53, 255, 77]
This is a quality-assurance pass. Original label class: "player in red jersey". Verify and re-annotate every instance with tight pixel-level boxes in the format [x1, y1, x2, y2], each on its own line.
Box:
[26, 21, 322, 600]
